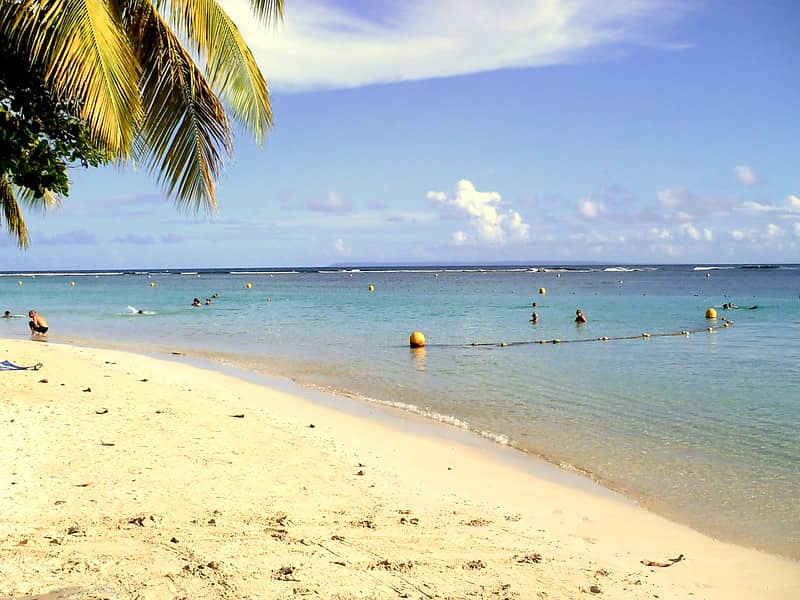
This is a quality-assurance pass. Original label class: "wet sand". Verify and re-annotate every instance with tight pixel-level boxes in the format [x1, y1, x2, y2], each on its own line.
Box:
[1, 339, 797, 599]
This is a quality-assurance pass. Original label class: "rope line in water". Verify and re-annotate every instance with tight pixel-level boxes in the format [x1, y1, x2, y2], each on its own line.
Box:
[425, 320, 734, 348]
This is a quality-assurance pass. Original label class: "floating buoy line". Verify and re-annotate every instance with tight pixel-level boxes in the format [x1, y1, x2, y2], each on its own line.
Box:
[411, 320, 734, 349]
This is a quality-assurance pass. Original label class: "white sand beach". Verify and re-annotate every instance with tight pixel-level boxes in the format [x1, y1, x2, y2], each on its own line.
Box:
[1, 338, 797, 599]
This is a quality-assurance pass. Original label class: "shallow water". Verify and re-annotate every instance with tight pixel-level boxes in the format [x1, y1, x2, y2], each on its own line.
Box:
[2, 264, 798, 557]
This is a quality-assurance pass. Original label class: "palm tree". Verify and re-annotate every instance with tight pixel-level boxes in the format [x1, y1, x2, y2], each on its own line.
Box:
[0, 0, 282, 246]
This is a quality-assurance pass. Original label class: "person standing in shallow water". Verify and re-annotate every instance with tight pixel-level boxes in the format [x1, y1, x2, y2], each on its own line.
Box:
[28, 310, 49, 336]
[575, 309, 587, 324]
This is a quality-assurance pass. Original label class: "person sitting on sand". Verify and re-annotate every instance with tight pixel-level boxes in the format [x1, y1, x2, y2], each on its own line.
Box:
[575, 309, 587, 324]
[530, 312, 539, 324]
[192, 298, 201, 307]
[28, 310, 48, 336]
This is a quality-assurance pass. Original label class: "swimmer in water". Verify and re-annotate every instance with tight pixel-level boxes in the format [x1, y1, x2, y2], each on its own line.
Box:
[530, 312, 539, 324]
[575, 309, 587, 324]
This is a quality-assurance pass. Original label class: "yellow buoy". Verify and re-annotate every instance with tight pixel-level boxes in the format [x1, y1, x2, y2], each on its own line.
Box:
[70, 281, 76, 286]
[409, 331, 426, 348]
[368, 284, 375, 292]
[246, 282, 252, 289]
[149, 281, 156, 287]
[539, 287, 546, 295]
[18, 280, 22, 285]
[705, 307, 717, 319]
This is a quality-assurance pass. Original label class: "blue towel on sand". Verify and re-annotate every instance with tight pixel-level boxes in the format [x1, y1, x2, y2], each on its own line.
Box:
[0, 360, 42, 371]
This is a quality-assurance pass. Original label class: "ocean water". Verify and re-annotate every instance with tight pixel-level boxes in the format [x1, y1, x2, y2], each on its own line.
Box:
[2, 264, 799, 558]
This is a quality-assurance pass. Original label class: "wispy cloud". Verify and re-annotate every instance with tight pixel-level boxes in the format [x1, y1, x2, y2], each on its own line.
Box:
[305, 191, 353, 214]
[678, 222, 713, 242]
[57, 193, 167, 218]
[656, 187, 731, 221]
[737, 195, 800, 216]
[765, 223, 783, 238]
[735, 165, 759, 186]
[333, 237, 351, 256]
[112, 233, 156, 245]
[578, 197, 605, 219]
[35, 230, 97, 246]
[222, 0, 693, 91]
[283, 191, 353, 214]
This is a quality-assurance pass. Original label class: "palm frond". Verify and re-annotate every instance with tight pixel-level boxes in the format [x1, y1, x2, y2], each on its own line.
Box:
[1, 0, 142, 154]
[15, 187, 63, 211]
[126, 1, 231, 211]
[0, 176, 30, 248]
[246, 0, 283, 26]
[159, 0, 273, 144]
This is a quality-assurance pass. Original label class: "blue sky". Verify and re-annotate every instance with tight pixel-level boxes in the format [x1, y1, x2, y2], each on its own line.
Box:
[4, 0, 799, 269]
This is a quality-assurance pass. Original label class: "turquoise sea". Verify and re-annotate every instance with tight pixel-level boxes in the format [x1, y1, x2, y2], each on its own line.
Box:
[2, 264, 799, 558]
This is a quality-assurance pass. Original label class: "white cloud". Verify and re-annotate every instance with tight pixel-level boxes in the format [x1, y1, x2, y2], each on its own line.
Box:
[656, 187, 734, 223]
[305, 191, 352, 214]
[221, 0, 692, 91]
[794, 223, 800, 238]
[657, 188, 693, 209]
[735, 165, 759, 186]
[428, 179, 530, 245]
[334, 238, 351, 256]
[679, 222, 700, 240]
[648, 227, 671, 240]
[766, 223, 783, 238]
[729, 229, 748, 241]
[738, 196, 800, 216]
[676, 223, 711, 242]
[578, 197, 605, 219]
[739, 201, 777, 213]
[451, 231, 470, 246]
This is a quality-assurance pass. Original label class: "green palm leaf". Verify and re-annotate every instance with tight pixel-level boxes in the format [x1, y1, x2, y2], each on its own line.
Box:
[0, 177, 30, 248]
[246, 0, 283, 25]
[127, 1, 231, 210]
[1, 0, 141, 154]
[158, 0, 277, 143]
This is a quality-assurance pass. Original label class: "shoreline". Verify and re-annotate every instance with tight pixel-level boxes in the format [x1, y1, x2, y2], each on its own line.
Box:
[1, 337, 798, 598]
[10, 330, 799, 560]
[22, 331, 628, 502]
